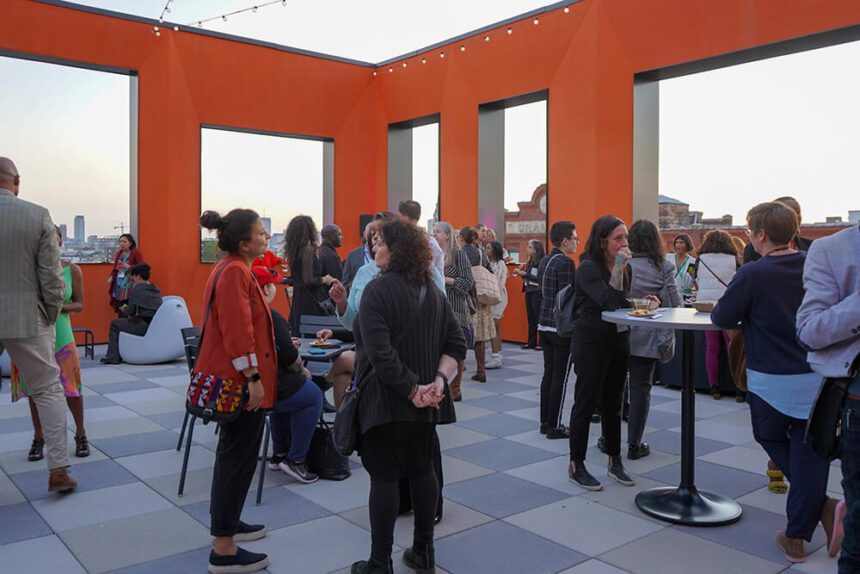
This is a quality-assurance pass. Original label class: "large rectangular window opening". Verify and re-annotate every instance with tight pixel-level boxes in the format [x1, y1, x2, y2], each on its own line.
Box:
[479, 91, 548, 263]
[0, 53, 136, 263]
[200, 126, 333, 263]
[651, 38, 860, 250]
[387, 115, 440, 231]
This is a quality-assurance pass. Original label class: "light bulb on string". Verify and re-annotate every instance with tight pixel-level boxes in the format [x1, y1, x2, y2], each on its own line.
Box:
[253, 6, 258, 12]
[459, 45, 465, 52]
[222, 15, 227, 21]
[533, 18, 539, 25]
[564, 5, 570, 13]
[507, 27, 513, 35]
[483, 35, 490, 42]
[372, 71, 377, 76]
[421, 58, 426, 64]
[402, 62, 407, 67]
[388, 67, 393, 73]
[198, 21, 202, 27]
[440, 52, 445, 58]
[174, 26, 179, 31]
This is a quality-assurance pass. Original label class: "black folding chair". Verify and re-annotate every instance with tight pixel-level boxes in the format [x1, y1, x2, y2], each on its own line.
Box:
[177, 326, 213, 497]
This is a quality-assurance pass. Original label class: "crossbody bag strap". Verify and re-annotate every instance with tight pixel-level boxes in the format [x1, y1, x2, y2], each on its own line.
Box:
[355, 283, 428, 392]
[697, 256, 730, 288]
[193, 262, 230, 370]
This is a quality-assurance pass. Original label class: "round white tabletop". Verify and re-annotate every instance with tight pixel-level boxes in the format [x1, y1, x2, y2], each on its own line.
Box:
[602, 307, 722, 331]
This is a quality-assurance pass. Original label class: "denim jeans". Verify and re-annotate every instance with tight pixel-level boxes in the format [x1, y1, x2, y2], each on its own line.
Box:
[840, 397, 860, 573]
[269, 379, 323, 462]
[747, 392, 830, 541]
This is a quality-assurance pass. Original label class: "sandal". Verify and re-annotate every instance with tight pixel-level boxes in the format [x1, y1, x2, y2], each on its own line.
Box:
[75, 435, 90, 458]
[767, 468, 787, 494]
[28, 438, 45, 462]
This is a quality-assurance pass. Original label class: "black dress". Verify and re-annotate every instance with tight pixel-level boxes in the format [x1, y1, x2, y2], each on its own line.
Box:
[289, 244, 328, 333]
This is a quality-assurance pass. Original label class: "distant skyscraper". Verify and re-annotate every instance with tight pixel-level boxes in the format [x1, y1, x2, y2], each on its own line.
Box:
[74, 215, 85, 242]
[262, 217, 272, 235]
[59, 224, 67, 241]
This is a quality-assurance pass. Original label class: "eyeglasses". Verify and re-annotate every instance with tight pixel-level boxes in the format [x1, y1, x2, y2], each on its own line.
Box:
[744, 228, 752, 237]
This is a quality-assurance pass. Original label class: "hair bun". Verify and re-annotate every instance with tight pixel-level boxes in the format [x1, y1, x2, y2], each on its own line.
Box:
[200, 210, 224, 230]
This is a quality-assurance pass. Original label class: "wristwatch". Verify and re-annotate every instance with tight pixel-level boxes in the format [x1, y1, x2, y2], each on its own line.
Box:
[247, 373, 261, 383]
[435, 371, 449, 385]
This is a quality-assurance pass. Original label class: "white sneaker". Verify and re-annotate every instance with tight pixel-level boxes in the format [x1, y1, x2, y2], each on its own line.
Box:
[485, 353, 503, 370]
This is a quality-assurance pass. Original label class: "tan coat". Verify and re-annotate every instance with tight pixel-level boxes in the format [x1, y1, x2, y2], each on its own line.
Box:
[0, 188, 64, 339]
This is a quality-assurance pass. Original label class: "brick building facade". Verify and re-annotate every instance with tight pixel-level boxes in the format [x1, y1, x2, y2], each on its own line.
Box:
[503, 184, 547, 261]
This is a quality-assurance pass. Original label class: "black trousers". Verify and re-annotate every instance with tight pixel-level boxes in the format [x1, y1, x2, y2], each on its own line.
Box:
[569, 327, 629, 461]
[398, 430, 444, 517]
[104, 317, 149, 361]
[540, 331, 572, 429]
[361, 422, 437, 561]
[210, 409, 266, 537]
[524, 291, 541, 347]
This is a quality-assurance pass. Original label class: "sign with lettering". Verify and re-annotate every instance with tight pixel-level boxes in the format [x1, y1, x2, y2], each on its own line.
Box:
[506, 220, 546, 235]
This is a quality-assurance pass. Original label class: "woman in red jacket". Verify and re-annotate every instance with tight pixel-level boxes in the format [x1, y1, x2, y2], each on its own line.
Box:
[107, 233, 144, 314]
[199, 209, 277, 574]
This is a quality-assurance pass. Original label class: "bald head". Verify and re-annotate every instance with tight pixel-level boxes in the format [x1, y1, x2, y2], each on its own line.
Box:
[0, 157, 20, 195]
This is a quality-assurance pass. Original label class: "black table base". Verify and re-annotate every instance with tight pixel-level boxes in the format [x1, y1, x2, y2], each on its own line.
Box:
[634, 329, 743, 526]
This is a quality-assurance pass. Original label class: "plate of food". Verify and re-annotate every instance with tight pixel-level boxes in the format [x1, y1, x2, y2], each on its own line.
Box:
[628, 308, 657, 318]
[693, 301, 715, 313]
[309, 339, 339, 349]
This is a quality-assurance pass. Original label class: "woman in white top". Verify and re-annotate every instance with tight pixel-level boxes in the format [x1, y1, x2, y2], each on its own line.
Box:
[485, 241, 509, 369]
[666, 233, 697, 296]
[694, 230, 738, 399]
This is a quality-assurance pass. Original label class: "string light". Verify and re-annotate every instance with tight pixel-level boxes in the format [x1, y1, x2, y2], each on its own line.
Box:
[402, 61, 407, 67]
[483, 35, 490, 42]
[154, 0, 170, 33]
[421, 58, 426, 64]
[388, 67, 393, 73]
[185, 0, 286, 28]
[459, 45, 466, 52]
[440, 52, 445, 58]
[564, 5, 570, 13]
[507, 27, 513, 35]
[372, 70, 378, 76]
[533, 17, 539, 25]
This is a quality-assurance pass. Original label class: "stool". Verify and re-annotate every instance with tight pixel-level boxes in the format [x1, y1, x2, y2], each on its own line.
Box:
[73, 328, 95, 360]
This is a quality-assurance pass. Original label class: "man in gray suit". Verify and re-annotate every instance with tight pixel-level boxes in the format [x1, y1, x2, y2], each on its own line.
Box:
[797, 223, 859, 572]
[0, 157, 76, 493]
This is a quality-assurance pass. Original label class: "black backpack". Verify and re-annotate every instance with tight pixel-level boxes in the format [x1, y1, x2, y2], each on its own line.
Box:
[554, 283, 576, 338]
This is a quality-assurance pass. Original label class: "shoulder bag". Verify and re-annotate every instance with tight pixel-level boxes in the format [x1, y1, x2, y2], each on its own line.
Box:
[472, 264, 502, 306]
[185, 263, 249, 424]
[333, 284, 428, 456]
[806, 365, 858, 462]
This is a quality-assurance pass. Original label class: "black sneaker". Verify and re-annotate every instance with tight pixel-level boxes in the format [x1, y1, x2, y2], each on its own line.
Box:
[597, 436, 607, 454]
[627, 443, 650, 460]
[539, 423, 548, 435]
[268, 453, 287, 471]
[279, 459, 319, 484]
[608, 456, 635, 486]
[546, 426, 570, 440]
[403, 544, 435, 573]
[208, 547, 269, 574]
[234, 520, 266, 542]
[569, 460, 603, 491]
[710, 387, 722, 400]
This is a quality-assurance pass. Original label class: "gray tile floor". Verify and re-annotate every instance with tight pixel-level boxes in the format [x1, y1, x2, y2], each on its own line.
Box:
[0, 344, 844, 573]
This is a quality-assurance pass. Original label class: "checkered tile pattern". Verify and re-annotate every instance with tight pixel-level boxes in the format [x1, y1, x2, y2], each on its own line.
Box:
[0, 344, 843, 573]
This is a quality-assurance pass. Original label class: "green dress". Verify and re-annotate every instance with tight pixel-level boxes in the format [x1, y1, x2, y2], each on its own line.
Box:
[11, 264, 83, 399]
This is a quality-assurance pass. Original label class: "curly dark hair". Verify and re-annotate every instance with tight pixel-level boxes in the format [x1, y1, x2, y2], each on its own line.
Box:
[697, 230, 737, 257]
[285, 215, 319, 273]
[379, 219, 432, 285]
[487, 241, 505, 263]
[200, 209, 259, 254]
[628, 219, 665, 268]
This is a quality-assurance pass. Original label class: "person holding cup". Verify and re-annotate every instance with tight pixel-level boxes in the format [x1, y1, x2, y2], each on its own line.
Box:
[567, 216, 658, 491]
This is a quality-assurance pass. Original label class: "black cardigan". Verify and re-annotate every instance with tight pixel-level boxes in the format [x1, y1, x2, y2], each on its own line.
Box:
[354, 272, 467, 434]
[271, 310, 306, 401]
[572, 257, 631, 337]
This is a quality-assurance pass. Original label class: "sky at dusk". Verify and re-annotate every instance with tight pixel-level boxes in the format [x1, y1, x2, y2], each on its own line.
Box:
[1, 1, 857, 244]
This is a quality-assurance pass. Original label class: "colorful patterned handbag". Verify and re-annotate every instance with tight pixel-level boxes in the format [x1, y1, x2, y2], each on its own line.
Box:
[185, 263, 248, 424]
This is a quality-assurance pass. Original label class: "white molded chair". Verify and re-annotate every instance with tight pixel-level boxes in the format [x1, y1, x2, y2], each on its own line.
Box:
[118, 296, 193, 365]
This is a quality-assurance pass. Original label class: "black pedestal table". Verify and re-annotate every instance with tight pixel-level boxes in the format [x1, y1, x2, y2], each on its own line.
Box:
[601, 308, 742, 526]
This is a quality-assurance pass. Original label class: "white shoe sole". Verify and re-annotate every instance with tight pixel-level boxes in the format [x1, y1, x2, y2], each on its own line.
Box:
[233, 527, 267, 542]
[607, 469, 635, 487]
[208, 556, 270, 573]
[278, 462, 319, 484]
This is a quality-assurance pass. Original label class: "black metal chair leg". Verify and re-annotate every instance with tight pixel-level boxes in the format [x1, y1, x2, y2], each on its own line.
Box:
[177, 410, 190, 451]
[256, 416, 270, 505]
[178, 415, 196, 496]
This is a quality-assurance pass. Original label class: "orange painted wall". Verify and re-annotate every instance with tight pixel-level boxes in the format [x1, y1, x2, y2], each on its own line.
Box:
[3, 0, 859, 344]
